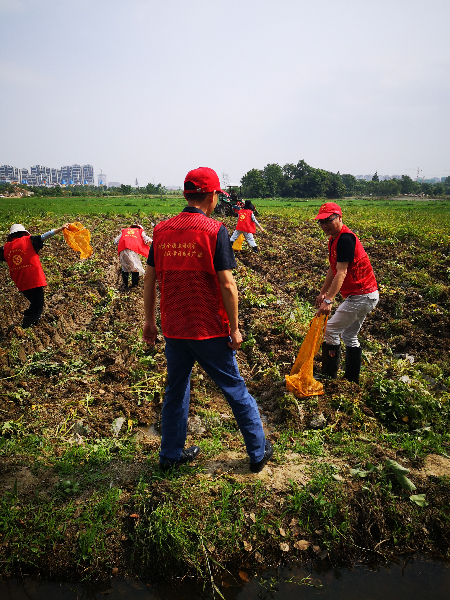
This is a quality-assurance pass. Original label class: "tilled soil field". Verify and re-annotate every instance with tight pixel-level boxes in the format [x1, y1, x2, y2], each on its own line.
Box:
[1, 210, 449, 582]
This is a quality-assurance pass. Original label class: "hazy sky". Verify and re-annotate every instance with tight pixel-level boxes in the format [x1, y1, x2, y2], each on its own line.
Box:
[1, 0, 449, 186]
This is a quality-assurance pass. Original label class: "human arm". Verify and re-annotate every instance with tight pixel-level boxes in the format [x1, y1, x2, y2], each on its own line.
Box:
[251, 213, 265, 233]
[41, 223, 70, 241]
[142, 265, 158, 344]
[141, 230, 153, 245]
[316, 263, 348, 316]
[217, 269, 242, 350]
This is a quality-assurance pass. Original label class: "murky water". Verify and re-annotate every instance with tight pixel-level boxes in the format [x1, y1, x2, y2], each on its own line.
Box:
[1, 556, 449, 599]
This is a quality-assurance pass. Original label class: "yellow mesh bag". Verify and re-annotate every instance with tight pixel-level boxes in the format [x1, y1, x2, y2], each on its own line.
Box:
[285, 314, 328, 398]
[63, 222, 93, 260]
[232, 233, 244, 250]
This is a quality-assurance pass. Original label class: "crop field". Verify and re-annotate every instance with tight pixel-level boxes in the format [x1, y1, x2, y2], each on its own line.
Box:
[0, 197, 449, 584]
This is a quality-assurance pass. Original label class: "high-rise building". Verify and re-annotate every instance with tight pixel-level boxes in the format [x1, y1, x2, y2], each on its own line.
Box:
[97, 171, 107, 186]
[2, 163, 97, 185]
[82, 164, 94, 185]
[0, 165, 20, 183]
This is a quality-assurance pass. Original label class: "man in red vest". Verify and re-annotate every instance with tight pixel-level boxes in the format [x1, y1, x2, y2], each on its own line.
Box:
[114, 224, 152, 289]
[1, 222, 69, 328]
[142, 167, 272, 472]
[315, 202, 379, 383]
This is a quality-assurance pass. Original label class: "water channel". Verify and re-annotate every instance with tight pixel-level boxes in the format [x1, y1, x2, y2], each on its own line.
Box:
[1, 555, 449, 599]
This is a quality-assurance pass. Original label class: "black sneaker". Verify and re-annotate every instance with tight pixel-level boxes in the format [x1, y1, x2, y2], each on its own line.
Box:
[159, 445, 201, 471]
[250, 440, 273, 473]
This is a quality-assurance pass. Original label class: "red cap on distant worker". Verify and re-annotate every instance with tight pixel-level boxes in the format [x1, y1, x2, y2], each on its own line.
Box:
[184, 167, 225, 194]
[314, 202, 343, 220]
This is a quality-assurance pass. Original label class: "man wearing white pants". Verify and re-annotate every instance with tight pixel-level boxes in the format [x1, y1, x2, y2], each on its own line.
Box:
[315, 202, 379, 383]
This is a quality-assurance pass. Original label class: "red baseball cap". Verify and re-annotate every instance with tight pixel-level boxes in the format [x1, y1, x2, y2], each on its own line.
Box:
[314, 202, 342, 220]
[184, 167, 226, 194]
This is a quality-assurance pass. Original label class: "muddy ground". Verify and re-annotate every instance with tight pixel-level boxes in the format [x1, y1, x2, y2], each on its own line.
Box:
[0, 212, 449, 580]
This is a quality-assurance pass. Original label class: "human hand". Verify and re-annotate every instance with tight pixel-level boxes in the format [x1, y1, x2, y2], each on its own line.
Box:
[315, 293, 325, 309]
[142, 320, 158, 344]
[228, 329, 243, 350]
[317, 300, 332, 317]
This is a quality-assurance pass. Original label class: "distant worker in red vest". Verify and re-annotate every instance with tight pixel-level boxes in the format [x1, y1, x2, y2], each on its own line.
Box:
[142, 167, 272, 473]
[229, 200, 265, 252]
[114, 224, 152, 289]
[0, 222, 70, 328]
[315, 203, 379, 383]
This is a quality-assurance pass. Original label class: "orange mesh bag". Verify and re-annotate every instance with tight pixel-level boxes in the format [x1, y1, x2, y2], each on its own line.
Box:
[285, 314, 328, 398]
[232, 233, 244, 250]
[63, 222, 93, 260]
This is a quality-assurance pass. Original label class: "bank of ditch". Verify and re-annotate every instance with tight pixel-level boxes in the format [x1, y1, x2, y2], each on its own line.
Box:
[0, 207, 449, 583]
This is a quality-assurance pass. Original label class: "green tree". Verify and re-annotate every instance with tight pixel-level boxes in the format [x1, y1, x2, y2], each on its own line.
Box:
[419, 182, 432, 196]
[120, 184, 132, 195]
[399, 175, 419, 195]
[263, 163, 284, 197]
[372, 171, 379, 182]
[379, 179, 400, 197]
[304, 168, 332, 197]
[432, 183, 445, 196]
[241, 169, 266, 198]
[325, 173, 345, 198]
[341, 174, 357, 196]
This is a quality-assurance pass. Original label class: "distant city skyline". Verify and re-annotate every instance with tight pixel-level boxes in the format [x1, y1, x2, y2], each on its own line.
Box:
[1, 162, 448, 188]
[0, 163, 94, 186]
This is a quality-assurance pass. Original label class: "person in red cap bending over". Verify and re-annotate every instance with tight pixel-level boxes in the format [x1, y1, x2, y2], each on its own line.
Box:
[0, 222, 70, 328]
[142, 167, 272, 472]
[314, 202, 379, 383]
[114, 224, 152, 289]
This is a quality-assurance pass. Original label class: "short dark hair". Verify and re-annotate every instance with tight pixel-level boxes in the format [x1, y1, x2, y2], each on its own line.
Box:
[183, 180, 207, 202]
[7, 231, 28, 243]
[183, 182, 214, 203]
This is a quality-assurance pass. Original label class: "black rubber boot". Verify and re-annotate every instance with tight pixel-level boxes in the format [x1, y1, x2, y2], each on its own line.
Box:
[131, 272, 139, 287]
[321, 342, 341, 379]
[344, 346, 362, 383]
[22, 315, 36, 329]
[121, 272, 129, 287]
[251, 246, 258, 253]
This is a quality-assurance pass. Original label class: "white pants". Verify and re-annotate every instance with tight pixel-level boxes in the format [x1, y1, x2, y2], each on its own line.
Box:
[230, 230, 257, 248]
[324, 291, 379, 347]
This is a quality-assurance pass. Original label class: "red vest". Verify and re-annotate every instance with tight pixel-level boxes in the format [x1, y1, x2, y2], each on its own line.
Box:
[117, 228, 150, 257]
[4, 236, 47, 291]
[329, 225, 377, 298]
[236, 209, 256, 233]
[153, 212, 230, 340]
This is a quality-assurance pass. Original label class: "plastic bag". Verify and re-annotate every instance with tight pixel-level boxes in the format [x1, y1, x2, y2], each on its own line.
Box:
[232, 233, 244, 250]
[285, 314, 328, 398]
[63, 222, 93, 260]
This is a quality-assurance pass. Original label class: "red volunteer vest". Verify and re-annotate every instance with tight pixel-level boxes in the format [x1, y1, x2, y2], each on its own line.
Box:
[153, 212, 230, 340]
[4, 236, 47, 292]
[236, 209, 256, 233]
[329, 225, 377, 298]
[117, 228, 150, 257]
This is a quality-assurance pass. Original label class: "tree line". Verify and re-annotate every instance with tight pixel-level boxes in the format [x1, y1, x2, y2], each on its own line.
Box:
[0, 182, 168, 198]
[240, 160, 450, 199]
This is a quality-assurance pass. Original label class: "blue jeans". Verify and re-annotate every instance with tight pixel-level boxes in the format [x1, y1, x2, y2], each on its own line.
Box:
[161, 336, 266, 465]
